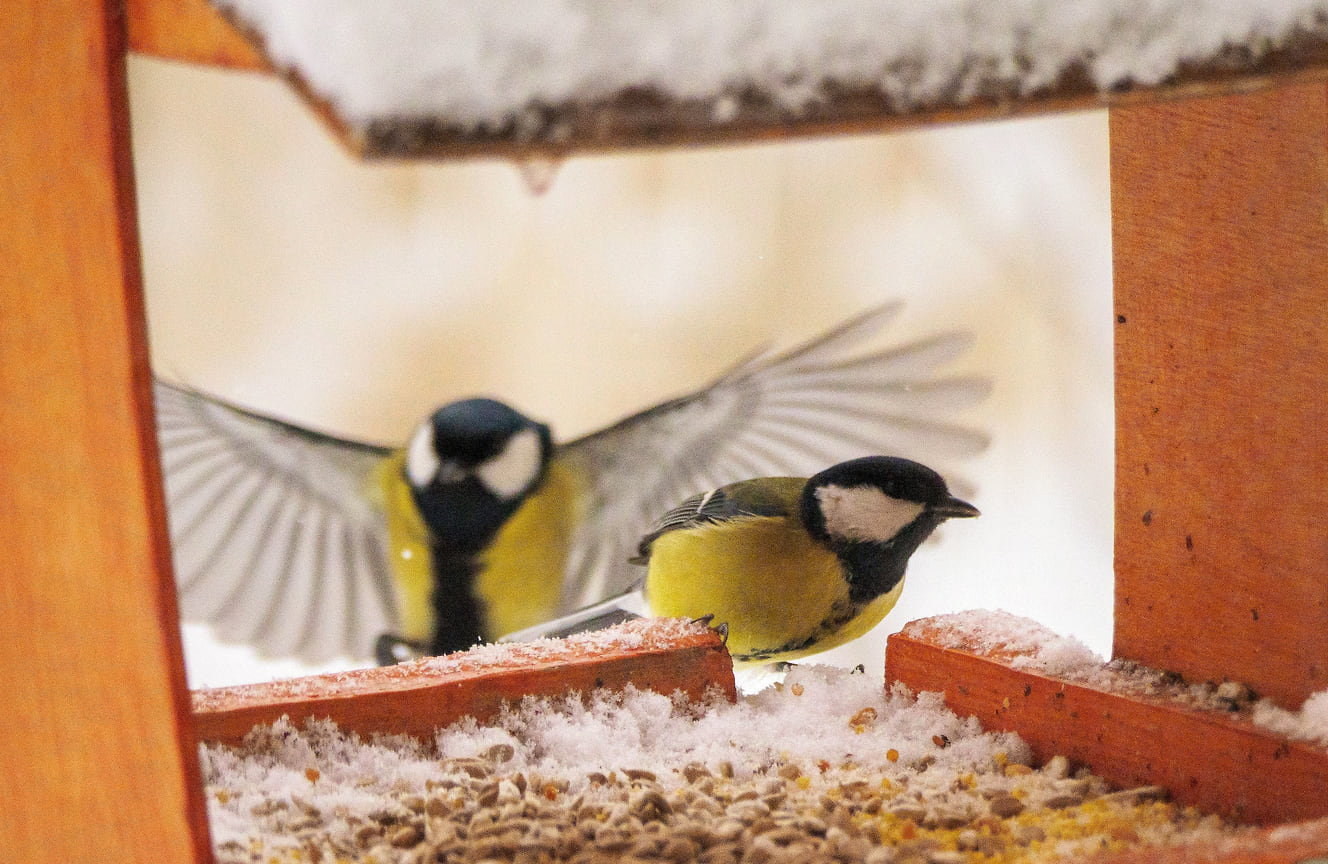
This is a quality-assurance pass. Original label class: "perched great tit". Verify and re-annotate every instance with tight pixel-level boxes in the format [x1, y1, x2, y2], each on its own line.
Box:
[501, 455, 978, 664]
[154, 303, 989, 664]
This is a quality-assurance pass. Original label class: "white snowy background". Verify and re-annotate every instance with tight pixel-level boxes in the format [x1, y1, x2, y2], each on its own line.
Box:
[127, 55, 1113, 689]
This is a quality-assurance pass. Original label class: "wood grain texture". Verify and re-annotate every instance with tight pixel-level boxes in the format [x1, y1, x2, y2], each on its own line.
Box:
[126, 0, 268, 70]
[0, 3, 210, 862]
[193, 619, 736, 746]
[885, 617, 1328, 826]
[1111, 83, 1328, 709]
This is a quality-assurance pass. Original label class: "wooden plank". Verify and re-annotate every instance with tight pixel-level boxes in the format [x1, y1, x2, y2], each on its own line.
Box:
[345, 61, 1328, 161]
[1111, 83, 1328, 709]
[0, 3, 211, 862]
[192, 619, 736, 746]
[1086, 817, 1328, 864]
[885, 616, 1328, 827]
[126, 0, 268, 71]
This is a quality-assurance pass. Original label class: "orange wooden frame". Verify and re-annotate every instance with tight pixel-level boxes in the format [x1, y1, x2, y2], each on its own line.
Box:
[2, 4, 209, 861]
[5, 2, 1328, 861]
[1110, 83, 1328, 709]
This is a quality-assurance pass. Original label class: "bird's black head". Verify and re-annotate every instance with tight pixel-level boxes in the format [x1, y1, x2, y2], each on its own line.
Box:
[405, 398, 553, 552]
[799, 455, 978, 603]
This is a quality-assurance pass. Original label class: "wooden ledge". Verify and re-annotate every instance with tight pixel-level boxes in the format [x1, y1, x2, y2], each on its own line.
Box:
[885, 613, 1328, 827]
[192, 618, 735, 746]
[341, 49, 1328, 161]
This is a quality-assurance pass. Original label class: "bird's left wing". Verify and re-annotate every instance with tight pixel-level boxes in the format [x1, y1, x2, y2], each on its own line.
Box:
[631, 482, 795, 562]
[556, 302, 991, 611]
[152, 380, 399, 663]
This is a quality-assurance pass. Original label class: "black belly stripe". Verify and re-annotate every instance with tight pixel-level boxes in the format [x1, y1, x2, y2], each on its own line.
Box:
[429, 546, 486, 655]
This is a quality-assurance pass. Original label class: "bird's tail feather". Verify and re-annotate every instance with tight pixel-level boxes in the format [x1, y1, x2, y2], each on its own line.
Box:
[498, 588, 648, 643]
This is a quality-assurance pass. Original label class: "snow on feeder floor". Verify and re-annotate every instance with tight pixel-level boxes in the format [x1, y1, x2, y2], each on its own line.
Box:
[197, 660, 1246, 863]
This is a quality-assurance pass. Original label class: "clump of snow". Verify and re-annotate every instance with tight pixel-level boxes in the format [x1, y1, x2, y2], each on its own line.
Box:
[438, 665, 1024, 783]
[192, 617, 714, 712]
[907, 608, 1105, 678]
[904, 610, 1309, 720]
[1266, 815, 1328, 844]
[213, 1, 1328, 130]
[1251, 689, 1328, 745]
[423, 616, 711, 675]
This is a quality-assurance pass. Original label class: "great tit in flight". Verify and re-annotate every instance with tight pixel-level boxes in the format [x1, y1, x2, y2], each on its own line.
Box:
[154, 303, 988, 664]
[502, 455, 978, 664]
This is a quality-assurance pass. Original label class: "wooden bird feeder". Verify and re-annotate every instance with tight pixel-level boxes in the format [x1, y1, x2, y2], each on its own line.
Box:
[6, 1, 1328, 860]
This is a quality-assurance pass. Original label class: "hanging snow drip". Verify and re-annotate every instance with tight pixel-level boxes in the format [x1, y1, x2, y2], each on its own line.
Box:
[516, 155, 564, 197]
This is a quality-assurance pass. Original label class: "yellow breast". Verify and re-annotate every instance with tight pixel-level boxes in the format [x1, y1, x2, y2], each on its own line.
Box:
[643, 517, 836, 662]
[372, 451, 434, 643]
[475, 458, 584, 639]
[644, 515, 906, 664]
[374, 454, 585, 644]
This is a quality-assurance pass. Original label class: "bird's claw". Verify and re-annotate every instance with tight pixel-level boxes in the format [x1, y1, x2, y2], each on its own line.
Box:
[375, 633, 428, 666]
[688, 614, 729, 644]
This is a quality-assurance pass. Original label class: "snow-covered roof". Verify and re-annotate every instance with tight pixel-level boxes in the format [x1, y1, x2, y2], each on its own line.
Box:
[212, 1, 1328, 156]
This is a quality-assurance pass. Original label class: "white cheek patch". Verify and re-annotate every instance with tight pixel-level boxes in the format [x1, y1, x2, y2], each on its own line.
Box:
[405, 421, 440, 488]
[816, 483, 924, 543]
[477, 427, 543, 500]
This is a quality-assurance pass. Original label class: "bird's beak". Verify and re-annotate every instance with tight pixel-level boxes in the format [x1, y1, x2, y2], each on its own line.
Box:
[931, 496, 980, 519]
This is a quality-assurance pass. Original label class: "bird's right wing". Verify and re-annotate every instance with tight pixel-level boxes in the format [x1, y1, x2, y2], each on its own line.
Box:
[555, 302, 991, 612]
[152, 380, 399, 663]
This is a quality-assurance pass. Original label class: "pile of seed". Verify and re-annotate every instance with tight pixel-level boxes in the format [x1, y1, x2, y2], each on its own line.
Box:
[211, 750, 1232, 864]
[201, 667, 1245, 864]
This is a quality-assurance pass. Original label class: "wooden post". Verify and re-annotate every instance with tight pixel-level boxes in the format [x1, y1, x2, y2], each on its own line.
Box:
[0, 4, 211, 861]
[1111, 83, 1328, 709]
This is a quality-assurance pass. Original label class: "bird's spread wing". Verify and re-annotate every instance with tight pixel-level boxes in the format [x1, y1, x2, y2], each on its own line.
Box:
[556, 302, 991, 610]
[153, 380, 399, 663]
